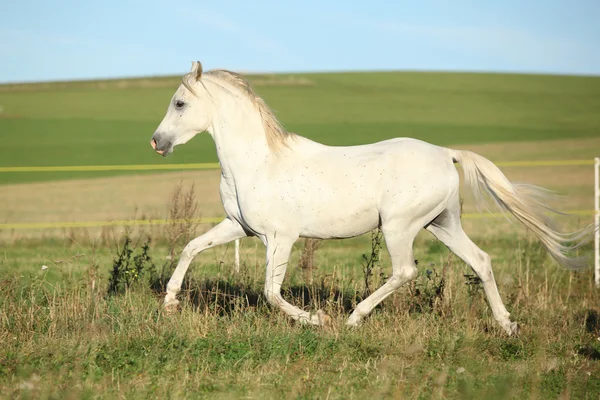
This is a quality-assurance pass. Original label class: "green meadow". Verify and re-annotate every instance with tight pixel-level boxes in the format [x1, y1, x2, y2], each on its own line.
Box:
[1, 71, 599, 398]
[1, 71, 599, 184]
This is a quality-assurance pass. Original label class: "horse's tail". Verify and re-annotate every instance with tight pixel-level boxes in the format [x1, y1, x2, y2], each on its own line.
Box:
[448, 149, 594, 269]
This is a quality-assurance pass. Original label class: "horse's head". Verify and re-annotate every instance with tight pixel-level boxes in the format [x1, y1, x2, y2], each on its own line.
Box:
[151, 61, 214, 157]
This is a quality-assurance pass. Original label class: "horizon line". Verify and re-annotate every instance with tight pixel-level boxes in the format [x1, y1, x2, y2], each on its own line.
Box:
[2, 67, 600, 86]
[0, 68, 600, 86]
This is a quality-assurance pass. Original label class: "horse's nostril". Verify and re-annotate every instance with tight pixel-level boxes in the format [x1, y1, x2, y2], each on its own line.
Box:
[151, 138, 157, 150]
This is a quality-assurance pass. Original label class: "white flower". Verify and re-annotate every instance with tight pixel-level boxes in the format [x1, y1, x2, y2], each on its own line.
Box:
[41, 265, 48, 270]
[19, 374, 40, 390]
[19, 381, 34, 390]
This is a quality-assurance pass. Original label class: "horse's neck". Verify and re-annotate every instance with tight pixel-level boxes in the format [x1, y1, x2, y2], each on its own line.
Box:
[208, 99, 273, 183]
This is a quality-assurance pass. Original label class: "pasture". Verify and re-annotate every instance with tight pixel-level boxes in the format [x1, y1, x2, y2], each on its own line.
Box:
[1, 71, 599, 398]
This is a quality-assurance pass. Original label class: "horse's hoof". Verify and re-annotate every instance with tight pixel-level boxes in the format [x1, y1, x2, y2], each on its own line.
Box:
[501, 320, 519, 336]
[316, 310, 332, 326]
[164, 298, 180, 314]
[346, 314, 363, 328]
[507, 321, 519, 336]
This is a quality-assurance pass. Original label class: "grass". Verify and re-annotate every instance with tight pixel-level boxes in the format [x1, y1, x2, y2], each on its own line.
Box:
[1, 70, 599, 398]
[1, 231, 599, 399]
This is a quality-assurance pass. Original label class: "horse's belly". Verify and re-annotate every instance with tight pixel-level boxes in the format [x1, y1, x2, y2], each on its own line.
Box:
[297, 195, 380, 239]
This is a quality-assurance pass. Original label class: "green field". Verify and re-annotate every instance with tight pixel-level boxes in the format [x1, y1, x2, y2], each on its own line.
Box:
[1, 71, 600, 184]
[1, 71, 599, 398]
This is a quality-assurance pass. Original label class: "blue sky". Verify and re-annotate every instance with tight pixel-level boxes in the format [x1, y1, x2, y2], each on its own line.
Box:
[1, 0, 599, 83]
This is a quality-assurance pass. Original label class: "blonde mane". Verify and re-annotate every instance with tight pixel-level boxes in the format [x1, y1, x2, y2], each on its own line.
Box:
[184, 69, 293, 152]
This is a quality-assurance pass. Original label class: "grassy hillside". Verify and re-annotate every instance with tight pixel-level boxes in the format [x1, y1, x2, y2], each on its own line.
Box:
[1, 71, 599, 184]
[1, 72, 599, 398]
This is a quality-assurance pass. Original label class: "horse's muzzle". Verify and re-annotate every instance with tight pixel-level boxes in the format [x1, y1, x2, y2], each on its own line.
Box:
[150, 134, 172, 157]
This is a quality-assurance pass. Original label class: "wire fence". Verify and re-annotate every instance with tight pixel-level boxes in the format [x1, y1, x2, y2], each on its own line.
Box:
[0, 158, 596, 231]
[2, 157, 598, 285]
[0, 210, 595, 231]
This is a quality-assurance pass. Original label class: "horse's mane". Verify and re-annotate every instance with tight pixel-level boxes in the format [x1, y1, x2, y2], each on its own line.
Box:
[183, 69, 293, 152]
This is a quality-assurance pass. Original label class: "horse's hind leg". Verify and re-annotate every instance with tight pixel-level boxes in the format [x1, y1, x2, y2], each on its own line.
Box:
[426, 198, 518, 336]
[347, 221, 419, 327]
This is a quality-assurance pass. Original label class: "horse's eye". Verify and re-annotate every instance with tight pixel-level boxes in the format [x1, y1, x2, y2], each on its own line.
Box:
[175, 100, 185, 109]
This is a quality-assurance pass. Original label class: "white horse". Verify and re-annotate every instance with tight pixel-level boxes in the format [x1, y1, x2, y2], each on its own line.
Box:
[151, 62, 589, 336]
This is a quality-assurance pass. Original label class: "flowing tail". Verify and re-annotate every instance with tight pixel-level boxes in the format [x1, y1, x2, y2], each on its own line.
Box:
[449, 149, 594, 269]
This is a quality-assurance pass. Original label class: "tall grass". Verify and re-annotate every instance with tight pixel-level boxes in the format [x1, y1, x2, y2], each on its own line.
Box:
[1, 233, 598, 399]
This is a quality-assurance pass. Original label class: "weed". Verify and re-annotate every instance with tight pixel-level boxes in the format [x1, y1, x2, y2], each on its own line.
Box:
[362, 228, 383, 296]
[407, 258, 449, 314]
[164, 182, 199, 262]
[464, 273, 483, 300]
[298, 238, 321, 285]
[107, 236, 156, 296]
[155, 182, 201, 285]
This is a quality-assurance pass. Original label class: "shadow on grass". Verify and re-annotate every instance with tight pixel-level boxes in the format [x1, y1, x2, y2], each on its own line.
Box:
[148, 271, 454, 320]
[150, 276, 363, 316]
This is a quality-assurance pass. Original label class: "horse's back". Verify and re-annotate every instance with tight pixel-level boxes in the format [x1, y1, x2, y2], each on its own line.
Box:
[311, 137, 457, 186]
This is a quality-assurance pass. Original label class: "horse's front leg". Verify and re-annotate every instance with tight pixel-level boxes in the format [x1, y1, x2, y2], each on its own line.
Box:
[263, 236, 331, 325]
[164, 218, 247, 309]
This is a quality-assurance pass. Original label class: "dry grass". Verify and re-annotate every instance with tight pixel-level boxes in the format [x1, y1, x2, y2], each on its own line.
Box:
[0, 170, 222, 224]
[298, 238, 322, 284]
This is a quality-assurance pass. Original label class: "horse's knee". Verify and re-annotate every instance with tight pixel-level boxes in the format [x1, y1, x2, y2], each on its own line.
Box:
[479, 252, 491, 267]
[180, 241, 199, 261]
[385, 265, 417, 291]
[472, 252, 493, 283]
[397, 264, 418, 283]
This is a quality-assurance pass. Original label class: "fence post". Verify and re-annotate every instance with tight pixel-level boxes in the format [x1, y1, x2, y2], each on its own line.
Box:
[235, 239, 240, 273]
[595, 157, 599, 288]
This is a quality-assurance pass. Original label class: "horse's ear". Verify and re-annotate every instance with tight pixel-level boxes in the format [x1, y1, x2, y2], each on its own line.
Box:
[191, 61, 203, 81]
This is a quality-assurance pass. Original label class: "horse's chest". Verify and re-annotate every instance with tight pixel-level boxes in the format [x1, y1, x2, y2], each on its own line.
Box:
[219, 175, 283, 234]
[219, 176, 241, 218]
